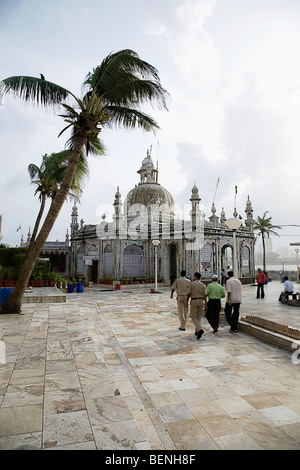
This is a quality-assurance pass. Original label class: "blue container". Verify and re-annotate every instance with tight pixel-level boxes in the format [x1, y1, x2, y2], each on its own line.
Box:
[68, 283, 75, 293]
[0, 287, 13, 308]
[76, 282, 84, 293]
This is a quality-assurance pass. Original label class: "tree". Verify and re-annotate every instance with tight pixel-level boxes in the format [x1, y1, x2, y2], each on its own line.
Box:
[0, 49, 168, 314]
[27, 150, 88, 248]
[254, 211, 281, 272]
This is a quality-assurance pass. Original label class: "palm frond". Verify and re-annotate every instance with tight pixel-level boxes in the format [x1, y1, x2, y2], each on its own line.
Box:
[1, 76, 71, 107]
[85, 50, 169, 111]
[104, 106, 160, 132]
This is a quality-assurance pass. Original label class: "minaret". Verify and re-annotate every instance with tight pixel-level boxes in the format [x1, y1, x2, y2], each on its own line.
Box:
[27, 227, 31, 243]
[209, 202, 219, 227]
[65, 229, 70, 247]
[220, 207, 226, 224]
[245, 195, 254, 231]
[113, 186, 122, 219]
[70, 201, 79, 236]
[190, 183, 201, 231]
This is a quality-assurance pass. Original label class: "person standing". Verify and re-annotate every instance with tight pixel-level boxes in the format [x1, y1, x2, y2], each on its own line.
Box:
[256, 268, 266, 299]
[170, 270, 191, 331]
[186, 272, 207, 340]
[225, 271, 242, 333]
[221, 267, 226, 286]
[206, 274, 225, 334]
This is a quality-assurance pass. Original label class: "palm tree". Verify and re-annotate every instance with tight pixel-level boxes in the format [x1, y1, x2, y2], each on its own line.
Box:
[254, 211, 281, 272]
[28, 150, 88, 248]
[0, 49, 168, 314]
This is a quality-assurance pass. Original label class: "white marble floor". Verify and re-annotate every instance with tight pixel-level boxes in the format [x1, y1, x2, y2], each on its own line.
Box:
[0, 285, 300, 450]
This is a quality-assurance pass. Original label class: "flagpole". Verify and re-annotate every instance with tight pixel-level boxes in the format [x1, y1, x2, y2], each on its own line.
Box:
[213, 177, 220, 205]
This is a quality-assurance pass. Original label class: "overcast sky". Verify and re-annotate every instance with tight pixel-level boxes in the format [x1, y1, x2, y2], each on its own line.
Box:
[1, 0, 300, 256]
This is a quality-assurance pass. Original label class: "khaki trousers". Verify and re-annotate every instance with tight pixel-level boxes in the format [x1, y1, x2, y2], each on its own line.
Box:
[190, 299, 203, 333]
[177, 297, 188, 329]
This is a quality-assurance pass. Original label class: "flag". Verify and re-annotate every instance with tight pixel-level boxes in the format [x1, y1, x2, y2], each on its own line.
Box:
[16, 225, 21, 232]
[235, 185, 238, 195]
[216, 177, 220, 187]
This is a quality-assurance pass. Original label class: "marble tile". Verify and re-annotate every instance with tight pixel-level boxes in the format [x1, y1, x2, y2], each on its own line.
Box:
[165, 419, 210, 450]
[44, 389, 86, 415]
[198, 414, 243, 437]
[92, 419, 145, 450]
[0, 405, 43, 437]
[243, 392, 282, 409]
[260, 405, 300, 426]
[2, 384, 44, 407]
[155, 403, 195, 423]
[86, 395, 134, 426]
[0, 432, 42, 450]
[214, 432, 262, 450]
[43, 410, 93, 448]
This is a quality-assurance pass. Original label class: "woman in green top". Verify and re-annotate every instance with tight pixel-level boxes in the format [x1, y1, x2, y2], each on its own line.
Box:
[206, 275, 225, 334]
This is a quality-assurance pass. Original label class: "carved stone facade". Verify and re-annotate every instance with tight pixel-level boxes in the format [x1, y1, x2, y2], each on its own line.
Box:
[69, 151, 256, 285]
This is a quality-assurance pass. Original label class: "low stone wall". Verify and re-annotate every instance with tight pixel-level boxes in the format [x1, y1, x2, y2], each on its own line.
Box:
[242, 315, 300, 340]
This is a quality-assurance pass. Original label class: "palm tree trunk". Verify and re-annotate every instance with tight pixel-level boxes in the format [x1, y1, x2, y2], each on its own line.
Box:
[28, 193, 46, 249]
[262, 234, 266, 272]
[1, 135, 87, 314]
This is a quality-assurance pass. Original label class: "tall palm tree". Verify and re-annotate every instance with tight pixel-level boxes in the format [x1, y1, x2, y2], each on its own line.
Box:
[254, 211, 281, 272]
[0, 49, 168, 314]
[28, 150, 88, 248]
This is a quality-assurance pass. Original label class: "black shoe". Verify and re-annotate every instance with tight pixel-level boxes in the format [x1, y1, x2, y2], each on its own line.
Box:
[213, 328, 219, 334]
[197, 329, 204, 340]
[195, 331, 198, 336]
[179, 328, 186, 331]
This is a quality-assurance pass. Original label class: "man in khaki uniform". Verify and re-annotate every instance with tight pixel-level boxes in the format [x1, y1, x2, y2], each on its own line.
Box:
[186, 272, 207, 340]
[171, 270, 191, 330]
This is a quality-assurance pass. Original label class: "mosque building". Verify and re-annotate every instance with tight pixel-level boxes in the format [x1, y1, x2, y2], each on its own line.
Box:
[67, 150, 256, 285]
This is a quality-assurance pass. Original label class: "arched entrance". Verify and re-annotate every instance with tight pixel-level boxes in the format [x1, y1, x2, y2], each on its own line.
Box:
[221, 244, 233, 271]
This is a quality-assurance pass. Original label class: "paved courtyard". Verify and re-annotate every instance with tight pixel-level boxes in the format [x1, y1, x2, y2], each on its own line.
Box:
[0, 281, 300, 450]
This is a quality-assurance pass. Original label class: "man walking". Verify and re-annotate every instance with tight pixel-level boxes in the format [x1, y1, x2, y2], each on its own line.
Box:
[171, 270, 191, 330]
[206, 274, 225, 334]
[256, 268, 266, 299]
[225, 271, 242, 333]
[186, 272, 207, 340]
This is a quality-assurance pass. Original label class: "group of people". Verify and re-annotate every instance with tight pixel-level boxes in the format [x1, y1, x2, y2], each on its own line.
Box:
[170, 269, 242, 340]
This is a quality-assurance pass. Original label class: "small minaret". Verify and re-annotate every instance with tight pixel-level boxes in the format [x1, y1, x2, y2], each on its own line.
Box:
[27, 227, 31, 243]
[70, 201, 79, 236]
[209, 202, 219, 227]
[65, 229, 70, 247]
[245, 195, 254, 231]
[220, 207, 226, 224]
[190, 183, 201, 231]
[113, 186, 122, 220]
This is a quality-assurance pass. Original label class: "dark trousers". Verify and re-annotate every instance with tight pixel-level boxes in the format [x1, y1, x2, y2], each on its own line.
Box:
[278, 291, 293, 303]
[225, 302, 240, 331]
[206, 299, 221, 331]
[256, 283, 265, 299]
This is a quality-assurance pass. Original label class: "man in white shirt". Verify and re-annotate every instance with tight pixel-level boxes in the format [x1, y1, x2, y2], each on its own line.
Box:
[225, 271, 242, 333]
[278, 276, 294, 303]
